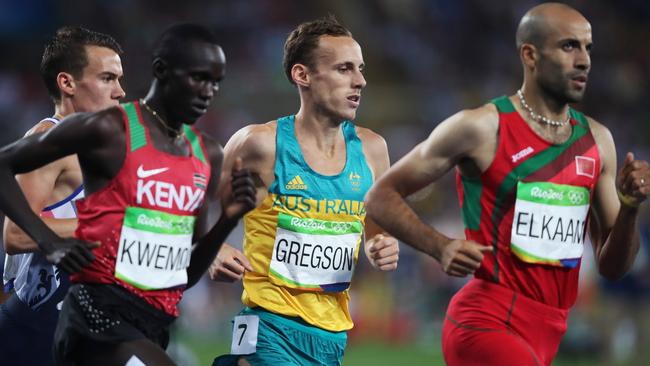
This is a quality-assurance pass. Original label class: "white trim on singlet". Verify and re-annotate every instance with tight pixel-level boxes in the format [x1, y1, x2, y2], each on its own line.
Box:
[41, 116, 60, 125]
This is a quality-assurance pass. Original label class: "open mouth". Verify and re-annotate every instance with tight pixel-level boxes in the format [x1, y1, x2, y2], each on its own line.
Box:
[347, 95, 360, 102]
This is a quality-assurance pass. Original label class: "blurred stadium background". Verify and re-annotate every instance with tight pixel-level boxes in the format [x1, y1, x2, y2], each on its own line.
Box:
[1, 0, 649, 364]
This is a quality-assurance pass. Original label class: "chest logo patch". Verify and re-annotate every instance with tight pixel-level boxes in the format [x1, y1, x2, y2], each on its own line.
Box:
[575, 156, 595, 178]
[286, 175, 307, 190]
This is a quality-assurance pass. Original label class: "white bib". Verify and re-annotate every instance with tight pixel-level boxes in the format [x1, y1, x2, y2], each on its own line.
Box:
[268, 213, 362, 292]
[511, 181, 589, 268]
[115, 206, 195, 289]
[230, 315, 259, 355]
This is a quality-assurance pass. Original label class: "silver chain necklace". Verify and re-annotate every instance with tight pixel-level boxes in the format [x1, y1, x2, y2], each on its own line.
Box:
[516, 89, 570, 127]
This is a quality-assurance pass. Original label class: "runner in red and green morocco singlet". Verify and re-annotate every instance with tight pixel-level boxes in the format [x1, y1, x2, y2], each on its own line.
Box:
[365, 4, 650, 366]
[0, 24, 256, 366]
[457, 96, 599, 309]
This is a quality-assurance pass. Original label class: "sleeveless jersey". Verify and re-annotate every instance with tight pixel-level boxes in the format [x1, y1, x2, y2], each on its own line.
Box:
[242, 115, 373, 331]
[456, 96, 601, 309]
[3, 116, 85, 310]
[70, 101, 210, 316]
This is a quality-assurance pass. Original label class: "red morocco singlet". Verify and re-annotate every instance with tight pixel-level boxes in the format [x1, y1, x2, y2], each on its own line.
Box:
[71, 101, 210, 316]
[456, 96, 600, 309]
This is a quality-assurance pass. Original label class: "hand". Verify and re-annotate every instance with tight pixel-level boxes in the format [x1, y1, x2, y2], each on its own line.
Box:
[440, 239, 491, 277]
[366, 233, 399, 271]
[223, 157, 257, 220]
[43, 238, 100, 274]
[209, 243, 252, 282]
[617, 152, 650, 207]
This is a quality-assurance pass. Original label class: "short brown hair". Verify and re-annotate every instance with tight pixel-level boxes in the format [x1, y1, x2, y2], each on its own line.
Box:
[40, 26, 123, 102]
[283, 15, 352, 85]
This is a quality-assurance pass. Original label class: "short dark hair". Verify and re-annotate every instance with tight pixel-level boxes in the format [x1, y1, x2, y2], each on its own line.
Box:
[283, 15, 352, 85]
[40, 26, 123, 102]
[152, 23, 220, 66]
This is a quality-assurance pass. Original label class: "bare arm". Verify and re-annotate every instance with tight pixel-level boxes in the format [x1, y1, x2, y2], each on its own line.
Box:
[3, 121, 78, 254]
[357, 127, 399, 271]
[209, 123, 276, 282]
[186, 131, 258, 288]
[0, 110, 117, 271]
[365, 106, 495, 276]
[588, 119, 649, 280]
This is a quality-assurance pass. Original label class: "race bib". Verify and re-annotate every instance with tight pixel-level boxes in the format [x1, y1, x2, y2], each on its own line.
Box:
[230, 315, 259, 355]
[511, 181, 589, 268]
[269, 213, 362, 292]
[115, 206, 195, 290]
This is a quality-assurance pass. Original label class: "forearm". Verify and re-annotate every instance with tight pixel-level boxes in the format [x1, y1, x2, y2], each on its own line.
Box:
[597, 205, 640, 280]
[186, 214, 238, 288]
[5, 218, 78, 254]
[365, 186, 449, 260]
[0, 169, 60, 250]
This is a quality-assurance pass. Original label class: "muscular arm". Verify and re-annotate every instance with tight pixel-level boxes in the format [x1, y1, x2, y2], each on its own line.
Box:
[186, 128, 259, 288]
[207, 124, 276, 282]
[588, 119, 647, 280]
[365, 106, 496, 262]
[0, 110, 117, 267]
[3, 121, 78, 254]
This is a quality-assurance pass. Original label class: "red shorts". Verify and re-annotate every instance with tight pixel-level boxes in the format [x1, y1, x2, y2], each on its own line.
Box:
[442, 279, 568, 366]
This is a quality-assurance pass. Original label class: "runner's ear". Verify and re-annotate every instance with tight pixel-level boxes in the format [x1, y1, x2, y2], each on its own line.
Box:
[152, 57, 169, 80]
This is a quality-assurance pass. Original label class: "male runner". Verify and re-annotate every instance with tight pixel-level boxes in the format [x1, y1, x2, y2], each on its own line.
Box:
[365, 3, 650, 366]
[211, 16, 399, 366]
[0, 26, 124, 365]
[0, 23, 256, 365]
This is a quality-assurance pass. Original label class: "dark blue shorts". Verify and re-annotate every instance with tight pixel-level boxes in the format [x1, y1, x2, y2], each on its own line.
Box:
[0, 294, 61, 366]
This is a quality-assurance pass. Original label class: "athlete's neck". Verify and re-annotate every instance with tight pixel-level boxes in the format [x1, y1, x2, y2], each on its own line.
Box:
[55, 98, 78, 118]
[141, 89, 185, 141]
[294, 110, 344, 158]
[143, 86, 184, 130]
[518, 84, 570, 123]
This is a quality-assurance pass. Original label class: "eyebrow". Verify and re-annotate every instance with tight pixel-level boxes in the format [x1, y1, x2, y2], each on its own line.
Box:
[99, 71, 121, 78]
[336, 61, 364, 68]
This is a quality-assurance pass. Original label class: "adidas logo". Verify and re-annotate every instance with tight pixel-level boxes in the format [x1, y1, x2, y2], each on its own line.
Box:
[286, 175, 308, 190]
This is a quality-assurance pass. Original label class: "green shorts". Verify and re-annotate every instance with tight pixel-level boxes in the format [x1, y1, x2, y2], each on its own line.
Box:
[213, 307, 347, 366]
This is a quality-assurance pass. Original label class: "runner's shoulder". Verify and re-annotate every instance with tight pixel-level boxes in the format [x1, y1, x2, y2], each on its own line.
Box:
[354, 125, 388, 157]
[448, 102, 499, 141]
[230, 121, 277, 158]
[24, 118, 59, 137]
[583, 115, 611, 139]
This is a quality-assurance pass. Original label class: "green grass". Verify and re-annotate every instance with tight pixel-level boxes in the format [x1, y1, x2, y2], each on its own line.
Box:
[172, 333, 611, 365]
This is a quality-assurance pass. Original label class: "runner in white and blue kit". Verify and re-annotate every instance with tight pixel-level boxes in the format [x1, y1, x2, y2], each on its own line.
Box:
[0, 26, 124, 365]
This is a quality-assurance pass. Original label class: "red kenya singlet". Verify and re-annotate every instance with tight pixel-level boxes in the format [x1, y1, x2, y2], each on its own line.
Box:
[456, 96, 600, 309]
[71, 101, 210, 316]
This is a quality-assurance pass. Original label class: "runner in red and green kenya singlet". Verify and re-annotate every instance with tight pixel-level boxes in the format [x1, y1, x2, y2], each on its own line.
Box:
[72, 101, 210, 317]
[456, 96, 600, 309]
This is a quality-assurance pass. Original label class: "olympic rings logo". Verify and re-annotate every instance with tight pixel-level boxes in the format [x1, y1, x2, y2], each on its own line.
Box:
[331, 222, 354, 233]
[568, 190, 585, 205]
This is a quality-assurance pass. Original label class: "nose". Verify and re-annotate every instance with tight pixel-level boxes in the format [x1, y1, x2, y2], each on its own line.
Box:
[200, 81, 218, 100]
[353, 70, 366, 89]
[113, 81, 126, 100]
[575, 46, 590, 72]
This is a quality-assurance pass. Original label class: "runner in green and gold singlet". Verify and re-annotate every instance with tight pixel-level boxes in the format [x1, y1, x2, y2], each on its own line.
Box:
[212, 17, 399, 366]
[242, 115, 372, 331]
